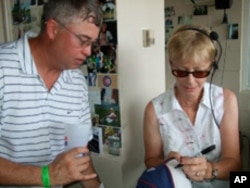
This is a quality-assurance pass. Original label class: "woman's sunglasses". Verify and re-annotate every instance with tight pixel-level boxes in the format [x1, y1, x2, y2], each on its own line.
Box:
[171, 69, 211, 78]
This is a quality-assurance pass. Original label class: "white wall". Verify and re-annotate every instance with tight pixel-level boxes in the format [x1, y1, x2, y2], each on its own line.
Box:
[117, 0, 165, 187]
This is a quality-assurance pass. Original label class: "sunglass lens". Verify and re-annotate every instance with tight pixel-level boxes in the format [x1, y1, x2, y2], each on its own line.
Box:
[172, 70, 211, 78]
[172, 70, 188, 77]
[193, 71, 210, 78]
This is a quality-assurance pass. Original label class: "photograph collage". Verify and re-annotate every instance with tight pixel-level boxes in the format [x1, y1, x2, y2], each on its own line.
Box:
[165, 4, 239, 47]
[79, 0, 121, 156]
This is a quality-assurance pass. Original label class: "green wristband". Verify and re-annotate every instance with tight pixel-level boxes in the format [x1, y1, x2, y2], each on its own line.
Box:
[41, 166, 51, 188]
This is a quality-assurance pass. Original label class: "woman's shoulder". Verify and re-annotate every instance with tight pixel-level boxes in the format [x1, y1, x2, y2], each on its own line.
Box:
[222, 87, 237, 98]
[205, 83, 224, 98]
[207, 83, 238, 107]
[149, 87, 174, 116]
[223, 87, 238, 107]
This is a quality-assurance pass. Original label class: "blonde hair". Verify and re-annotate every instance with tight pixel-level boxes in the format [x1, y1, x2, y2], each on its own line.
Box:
[167, 25, 217, 66]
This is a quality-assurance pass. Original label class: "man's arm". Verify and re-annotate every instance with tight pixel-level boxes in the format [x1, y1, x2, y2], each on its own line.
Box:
[0, 147, 98, 186]
[0, 157, 42, 186]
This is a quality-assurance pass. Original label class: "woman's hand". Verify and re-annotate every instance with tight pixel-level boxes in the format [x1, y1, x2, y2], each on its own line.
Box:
[181, 156, 209, 181]
[165, 151, 182, 162]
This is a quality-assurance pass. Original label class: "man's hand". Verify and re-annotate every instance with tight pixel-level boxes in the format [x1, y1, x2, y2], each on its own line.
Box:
[49, 147, 97, 186]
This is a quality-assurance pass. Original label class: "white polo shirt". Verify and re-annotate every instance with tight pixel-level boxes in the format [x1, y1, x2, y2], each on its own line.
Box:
[0, 32, 92, 166]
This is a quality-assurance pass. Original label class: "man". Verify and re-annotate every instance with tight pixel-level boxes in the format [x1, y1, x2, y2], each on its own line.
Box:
[0, 0, 103, 187]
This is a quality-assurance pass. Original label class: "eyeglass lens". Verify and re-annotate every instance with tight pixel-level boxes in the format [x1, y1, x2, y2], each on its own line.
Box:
[55, 19, 96, 47]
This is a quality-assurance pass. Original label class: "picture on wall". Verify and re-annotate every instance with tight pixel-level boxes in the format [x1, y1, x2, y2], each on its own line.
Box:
[185, 0, 214, 6]
[99, 21, 118, 46]
[165, 26, 174, 46]
[99, 124, 121, 156]
[177, 15, 193, 25]
[88, 87, 101, 116]
[88, 126, 103, 154]
[228, 23, 239, 40]
[98, 0, 116, 21]
[38, 0, 48, 6]
[193, 5, 208, 15]
[31, 0, 36, 6]
[12, 0, 32, 25]
[83, 45, 117, 87]
[100, 88, 119, 105]
[165, 6, 175, 17]
[97, 74, 118, 88]
[94, 104, 120, 127]
[165, 19, 173, 26]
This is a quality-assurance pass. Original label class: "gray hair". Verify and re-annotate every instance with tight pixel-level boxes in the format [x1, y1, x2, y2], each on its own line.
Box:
[40, 0, 103, 32]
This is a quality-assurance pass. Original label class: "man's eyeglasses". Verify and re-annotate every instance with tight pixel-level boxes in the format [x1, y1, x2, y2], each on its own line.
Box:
[54, 19, 97, 47]
[171, 69, 211, 78]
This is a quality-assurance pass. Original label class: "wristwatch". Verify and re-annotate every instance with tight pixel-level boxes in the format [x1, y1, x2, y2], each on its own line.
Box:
[211, 168, 218, 180]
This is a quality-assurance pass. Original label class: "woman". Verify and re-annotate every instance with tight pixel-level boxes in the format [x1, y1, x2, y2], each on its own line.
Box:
[143, 25, 241, 187]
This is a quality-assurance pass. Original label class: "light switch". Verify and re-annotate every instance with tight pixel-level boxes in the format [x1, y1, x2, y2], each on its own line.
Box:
[142, 29, 150, 47]
[142, 29, 155, 47]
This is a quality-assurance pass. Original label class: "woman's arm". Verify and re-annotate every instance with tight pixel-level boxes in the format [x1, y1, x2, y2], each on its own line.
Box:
[208, 88, 241, 179]
[143, 102, 165, 168]
[181, 88, 241, 181]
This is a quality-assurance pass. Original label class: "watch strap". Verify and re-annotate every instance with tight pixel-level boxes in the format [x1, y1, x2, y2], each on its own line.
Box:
[211, 166, 218, 180]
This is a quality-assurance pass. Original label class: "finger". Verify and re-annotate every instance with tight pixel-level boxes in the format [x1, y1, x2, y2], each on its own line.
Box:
[68, 147, 90, 157]
[78, 160, 91, 172]
[181, 156, 207, 169]
[186, 166, 207, 177]
[186, 172, 200, 181]
[188, 170, 206, 181]
[182, 164, 199, 173]
[166, 151, 182, 161]
[80, 173, 98, 181]
[75, 155, 92, 169]
[66, 160, 92, 180]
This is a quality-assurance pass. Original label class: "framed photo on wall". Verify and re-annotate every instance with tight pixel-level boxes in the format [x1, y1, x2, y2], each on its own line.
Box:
[185, 0, 214, 5]
[31, 0, 36, 6]
[38, 0, 48, 6]
[228, 23, 239, 40]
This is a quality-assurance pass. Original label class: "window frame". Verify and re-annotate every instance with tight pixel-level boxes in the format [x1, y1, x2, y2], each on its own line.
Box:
[241, 0, 250, 91]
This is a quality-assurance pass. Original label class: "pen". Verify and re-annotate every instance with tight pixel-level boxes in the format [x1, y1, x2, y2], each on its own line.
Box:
[174, 144, 216, 168]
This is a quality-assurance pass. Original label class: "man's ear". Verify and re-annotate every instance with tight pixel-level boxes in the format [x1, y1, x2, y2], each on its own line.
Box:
[45, 19, 58, 39]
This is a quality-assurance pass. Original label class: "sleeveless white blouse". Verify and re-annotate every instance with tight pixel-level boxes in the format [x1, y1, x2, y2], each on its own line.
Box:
[151, 82, 229, 188]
